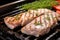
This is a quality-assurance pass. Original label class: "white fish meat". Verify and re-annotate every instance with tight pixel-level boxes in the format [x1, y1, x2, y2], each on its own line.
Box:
[4, 9, 58, 29]
[21, 11, 60, 37]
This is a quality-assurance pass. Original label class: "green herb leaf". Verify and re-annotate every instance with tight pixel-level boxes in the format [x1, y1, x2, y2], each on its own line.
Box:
[20, 0, 58, 10]
[34, 21, 43, 26]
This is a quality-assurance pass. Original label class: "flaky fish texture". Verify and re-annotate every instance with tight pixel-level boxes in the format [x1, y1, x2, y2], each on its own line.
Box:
[4, 9, 52, 29]
[21, 10, 60, 37]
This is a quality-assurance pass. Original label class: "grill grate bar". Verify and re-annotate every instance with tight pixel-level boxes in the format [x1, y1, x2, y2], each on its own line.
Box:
[0, 9, 20, 18]
[24, 36, 30, 40]
[0, 6, 26, 19]
[45, 31, 58, 40]
[0, 6, 60, 40]
[0, 36, 6, 40]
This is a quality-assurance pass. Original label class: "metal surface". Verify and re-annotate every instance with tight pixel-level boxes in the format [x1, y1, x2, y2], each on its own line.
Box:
[0, 0, 60, 39]
[0, 0, 25, 8]
[0, 6, 60, 40]
[0, 0, 34, 17]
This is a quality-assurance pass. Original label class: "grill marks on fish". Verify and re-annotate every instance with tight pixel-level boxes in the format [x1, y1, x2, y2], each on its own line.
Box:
[47, 13, 52, 26]
[50, 12, 58, 25]
[4, 9, 60, 30]
[4, 8, 60, 37]
[4, 9, 42, 27]
[21, 9, 60, 37]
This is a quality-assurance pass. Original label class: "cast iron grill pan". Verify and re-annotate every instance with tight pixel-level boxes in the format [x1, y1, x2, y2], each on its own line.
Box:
[0, 6, 60, 40]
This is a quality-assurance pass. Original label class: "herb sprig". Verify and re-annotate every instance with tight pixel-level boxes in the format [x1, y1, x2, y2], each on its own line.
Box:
[20, 0, 58, 10]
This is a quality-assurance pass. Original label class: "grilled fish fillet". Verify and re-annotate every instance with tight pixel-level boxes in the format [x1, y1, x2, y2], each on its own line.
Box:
[4, 9, 52, 29]
[21, 11, 60, 37]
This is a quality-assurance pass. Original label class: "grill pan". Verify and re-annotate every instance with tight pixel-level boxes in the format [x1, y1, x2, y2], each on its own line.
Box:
[0, 0, 60, 40]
